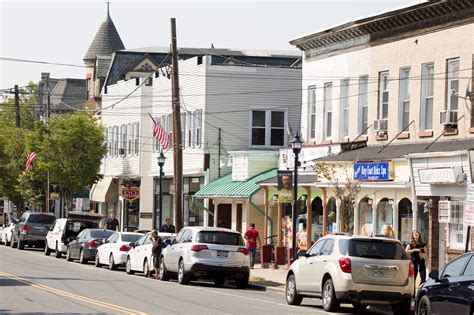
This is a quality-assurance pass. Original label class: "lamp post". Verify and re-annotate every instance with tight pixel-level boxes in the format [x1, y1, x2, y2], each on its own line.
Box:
[291, 133, 303, 262]
[157, 151, 166, 231]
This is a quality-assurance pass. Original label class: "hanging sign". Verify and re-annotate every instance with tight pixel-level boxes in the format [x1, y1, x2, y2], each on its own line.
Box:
[277, 170, 293, 203]
[353, 161, 394, 181]
[122, 187, 140, 201]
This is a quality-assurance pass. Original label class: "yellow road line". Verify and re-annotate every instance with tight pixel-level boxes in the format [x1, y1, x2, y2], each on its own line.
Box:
[0, 271, 146, 315]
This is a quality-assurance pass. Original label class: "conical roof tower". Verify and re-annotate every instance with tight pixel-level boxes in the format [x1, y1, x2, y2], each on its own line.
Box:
[83, 4, 125, 65]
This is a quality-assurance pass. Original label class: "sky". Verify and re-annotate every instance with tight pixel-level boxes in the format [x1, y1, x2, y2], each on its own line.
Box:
[0, 0, 417, 90]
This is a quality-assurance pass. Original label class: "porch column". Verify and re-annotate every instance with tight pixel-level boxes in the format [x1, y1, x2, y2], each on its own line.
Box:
[203, 198, 210, 227]
[242, 201, 249, 232]
[277, 201, 282, 246]
[231, 199, 237, 231]
[335, 198, 341, 233]
[322, 188, 327, 236]
[305, 187, 312, 247]
[263, 187, 269, 244]
[213, 201, 220, 227]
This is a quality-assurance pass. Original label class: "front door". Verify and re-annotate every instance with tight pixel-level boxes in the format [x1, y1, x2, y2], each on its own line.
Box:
[217, 204, 232, 229]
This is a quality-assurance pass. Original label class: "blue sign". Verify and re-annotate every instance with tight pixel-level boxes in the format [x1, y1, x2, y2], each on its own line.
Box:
[353, 161, 393, 181]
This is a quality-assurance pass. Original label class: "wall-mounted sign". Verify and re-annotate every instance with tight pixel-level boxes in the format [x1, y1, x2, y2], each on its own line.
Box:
[139, 212, 152, 219]
[353, 161, 394, 181]
[122, 187, 140, 201]
[418, 167, 464, 184]
[50, 192, 60, 200]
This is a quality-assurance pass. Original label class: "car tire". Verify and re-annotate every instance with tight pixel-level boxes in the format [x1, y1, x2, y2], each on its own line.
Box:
[159, 258, 170, 281]
[126, 256, 134, 274]
[109, 253, 117, 270]
[322, 278, 340, 312]
[18, 240, 25, 250]
[352, 302, 367, 311]
[417, 295, 431, 315]
[392, 298, 411, 315]
[95, 254, 102, 267]
[143, 259, 150, 278]
[44, 243, 51, 256]
[66, 247, 73, 261]
[55, 244, 62, 258]
[5, 238, 10, 247]
[214, 277, 225, 287]
[235, 276, 249, 289]
[178, 260, 191, 285]
[286, 274, 303, 305]
[79, 249, 88, 264]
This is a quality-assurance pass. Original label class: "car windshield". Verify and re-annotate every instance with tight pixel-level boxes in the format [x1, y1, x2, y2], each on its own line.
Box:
[196, 231, 244, 246]
[28, 215, 56, 224]
[89, 230, 114, 239]
[121, 234, 142, 242]
[339, 239, 408, 260]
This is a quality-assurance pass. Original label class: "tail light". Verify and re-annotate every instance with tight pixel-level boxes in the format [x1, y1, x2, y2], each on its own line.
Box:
[21, 225, 28, 233]
[339, 257, 351, 273]
[61, 234, 65, 241]
[119, 245, 131, 252]
[88, 240, 100, 247]
[191, 244, 208, 252]
[409, 261, 415, 278]
[238, 247, 250, 255]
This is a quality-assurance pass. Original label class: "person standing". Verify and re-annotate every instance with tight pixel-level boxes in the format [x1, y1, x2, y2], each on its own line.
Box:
[244, 223, 261, 269]
[405, 230, 426, 290]
[105, 211, 120, 231]
[382, 224, 396, 239]
[160, 218, 176, 233]
[150, 230, 163, 279]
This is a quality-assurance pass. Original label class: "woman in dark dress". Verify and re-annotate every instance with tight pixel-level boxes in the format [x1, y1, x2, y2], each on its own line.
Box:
[151, 230, 163, 280]
[405, 230, 426, 287]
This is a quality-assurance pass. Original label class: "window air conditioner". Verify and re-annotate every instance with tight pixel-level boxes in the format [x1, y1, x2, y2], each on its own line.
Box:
[440, 110, 458, 125]
[118, 148, 125, 155]
[373, 119, 388, 133]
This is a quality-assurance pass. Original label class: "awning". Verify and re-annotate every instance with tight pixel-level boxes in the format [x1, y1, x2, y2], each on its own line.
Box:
[194, 169, 277, 198]
[89, 176, 118, 203]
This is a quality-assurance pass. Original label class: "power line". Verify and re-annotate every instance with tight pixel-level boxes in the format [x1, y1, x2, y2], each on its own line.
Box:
[0, 56, 86, 68]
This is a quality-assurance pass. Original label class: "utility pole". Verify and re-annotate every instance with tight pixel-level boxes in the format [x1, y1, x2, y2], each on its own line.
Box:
[43, 72, 51, 214]
[170, 18, 183, 231]
[14, 85, 20, 128]
[218, 128, 221, 178]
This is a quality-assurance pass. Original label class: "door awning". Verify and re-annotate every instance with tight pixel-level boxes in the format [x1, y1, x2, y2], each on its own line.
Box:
[89, 176, 118, 203]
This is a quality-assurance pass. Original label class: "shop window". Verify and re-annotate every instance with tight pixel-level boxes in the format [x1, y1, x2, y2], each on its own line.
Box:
[376, 198, 393, 236]
[398, 198, 413, 246]
[311, 197, 323, 241]
[124, 199, 139, 232]
[358, 197, 373, 236]
[326, 197, 337, 234]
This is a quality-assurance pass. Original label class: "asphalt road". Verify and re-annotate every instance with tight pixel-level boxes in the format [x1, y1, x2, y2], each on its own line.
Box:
[0, 245, 400, 314]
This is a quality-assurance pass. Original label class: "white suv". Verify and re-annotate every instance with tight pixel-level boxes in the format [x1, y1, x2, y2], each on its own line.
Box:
[286, 235, 414, 314]
[160, 227, 250, 288]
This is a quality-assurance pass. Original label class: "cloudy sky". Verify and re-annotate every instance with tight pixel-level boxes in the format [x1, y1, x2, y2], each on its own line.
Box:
[1, 0, 416, 89]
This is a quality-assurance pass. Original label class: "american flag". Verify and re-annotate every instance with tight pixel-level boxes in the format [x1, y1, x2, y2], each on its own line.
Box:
[153, 119, 170, 150]
[25, 152, 37, 172]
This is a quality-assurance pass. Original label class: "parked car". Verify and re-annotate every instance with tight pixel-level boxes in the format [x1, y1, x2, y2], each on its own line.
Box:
[125, 232, 175, 277]
[160, 227, 250, 288]
[11, 212, 56, 250]
[285, 235, 414, 314]
[415, 251, 474, 315]
[65, 229, 114, 264]
[1, 219, 18, 246]
[45, 211, 103, 258]
[95, 232, 143, 270]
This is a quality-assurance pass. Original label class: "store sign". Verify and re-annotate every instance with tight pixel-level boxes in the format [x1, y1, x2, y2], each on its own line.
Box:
[140, 212, 152, 219]
[122, 187, 140, 201]
[280, 145, 337, 172]
[418, 167, 464, 184]
[353, 161, 393, 181]
[50, 192, 60, 200]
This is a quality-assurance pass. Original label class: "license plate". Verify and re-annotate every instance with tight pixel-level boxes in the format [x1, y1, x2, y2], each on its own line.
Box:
[373, 269, 388, 278]
[217, 251, 228, 257]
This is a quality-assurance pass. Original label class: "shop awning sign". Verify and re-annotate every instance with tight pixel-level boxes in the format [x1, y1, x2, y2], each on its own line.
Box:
[418, 167, 464, 184]
[122, 187, 140, 201]
[353, 161, 393, 181]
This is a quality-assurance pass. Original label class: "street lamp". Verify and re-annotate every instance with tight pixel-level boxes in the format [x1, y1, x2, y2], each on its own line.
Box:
[291, 133, 303, 262]
[157, 151, 166, 231]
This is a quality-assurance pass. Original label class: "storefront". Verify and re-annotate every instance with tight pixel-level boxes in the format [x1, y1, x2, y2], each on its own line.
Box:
[121, 186, 140, 231]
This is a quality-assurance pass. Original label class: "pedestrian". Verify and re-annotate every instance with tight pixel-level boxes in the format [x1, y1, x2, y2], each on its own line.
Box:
[150, 230, 163, 279]
[244, 223, 261, 269]
[406, 230, 426, 289]
[160, 218, 176, 233]
[104, 211, 120, 231]
[382, 224, 395, 239]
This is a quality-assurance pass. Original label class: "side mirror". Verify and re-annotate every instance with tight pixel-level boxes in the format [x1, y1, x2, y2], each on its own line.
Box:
[429, 271, 439, 280]
[129, 242, 136, 248]
[297, 249, 307, 258]
[171, 239, 178, 245]
[102, 238, 108, 244]
[164, 239, 171, 246]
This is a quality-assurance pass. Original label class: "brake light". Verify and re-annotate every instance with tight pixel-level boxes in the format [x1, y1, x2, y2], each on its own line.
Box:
[191, 244, 208, 252]
[409, 261, 414, 278]
[238, 247, 250, 255]
[119, 245, 131, 252]
[88, 240, 99, 247]
[339, 257, 351, 273]
[61, 234, 65, 241]
[21, 225, 28, 231]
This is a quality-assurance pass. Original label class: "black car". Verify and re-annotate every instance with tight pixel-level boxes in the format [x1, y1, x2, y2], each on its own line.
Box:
[11, 212, 56, 250]
[66, 228, 114, 264]
[415, 252, 474, 315]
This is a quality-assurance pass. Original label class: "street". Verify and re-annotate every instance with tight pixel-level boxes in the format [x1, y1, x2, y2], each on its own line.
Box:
[0, 245, 401, 314]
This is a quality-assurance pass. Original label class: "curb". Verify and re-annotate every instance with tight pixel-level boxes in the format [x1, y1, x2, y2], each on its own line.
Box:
[248, 282, 286, 293]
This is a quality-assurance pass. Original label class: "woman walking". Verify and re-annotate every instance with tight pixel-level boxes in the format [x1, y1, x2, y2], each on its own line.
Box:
[150, 230, 163, 280]
[405, 230, 426, 288]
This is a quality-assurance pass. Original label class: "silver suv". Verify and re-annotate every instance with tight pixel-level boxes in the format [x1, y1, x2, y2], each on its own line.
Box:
[286, 235, 414, 314]
[160, 227, 250, 288]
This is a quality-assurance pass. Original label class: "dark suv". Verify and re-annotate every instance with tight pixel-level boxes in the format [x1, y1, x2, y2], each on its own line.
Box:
[11, 212, 56, 250]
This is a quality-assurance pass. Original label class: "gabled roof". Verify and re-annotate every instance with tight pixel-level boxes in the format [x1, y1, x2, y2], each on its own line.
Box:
[38, 78, 87, 113]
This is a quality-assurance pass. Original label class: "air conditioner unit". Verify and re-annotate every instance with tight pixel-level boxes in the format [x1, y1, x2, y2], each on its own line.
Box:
[438, 200, 464, 224]
[118, 148, 125, 155]
[373, 119, 388, 133]
[440, 110, 458, 125]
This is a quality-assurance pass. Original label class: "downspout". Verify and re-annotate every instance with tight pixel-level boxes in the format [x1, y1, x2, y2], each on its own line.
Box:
[248, 190, 273, 244]
[192, 196, 214, 217]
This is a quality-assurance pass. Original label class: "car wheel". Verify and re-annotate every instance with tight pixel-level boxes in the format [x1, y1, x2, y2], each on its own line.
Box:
[392, 298, 411, 315]
[18, 240, 25, 250]
[95, 253, 102, 267]
[159, 258, 170, 281]
[322, 278, 340, 312]
[417, 295, 431, 315]
[286, 274, 303, 305]
[55, 244, 62, 258]
[44, 243, 51, 256]
[351, 302, 367, 311]
[126, 256, 134, 274]
[66, 247, 73, 261]
[10, 236, 17, 248]
[178, 260, 191, 285]
[109, 254, 117, 270]
[235, 276, 249, 289]
[79, 249, 88, 264]
[214, 277, 225, 287]
[143, 259, 150, 278]
[5, 238, 10, 247]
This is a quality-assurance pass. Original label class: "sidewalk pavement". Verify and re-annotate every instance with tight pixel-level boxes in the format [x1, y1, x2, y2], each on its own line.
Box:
[249, 264, 287, 292]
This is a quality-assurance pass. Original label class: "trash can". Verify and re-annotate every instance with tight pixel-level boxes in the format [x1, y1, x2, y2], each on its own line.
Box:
[274, 245, 287, 266]
[260, 245, 273, 268]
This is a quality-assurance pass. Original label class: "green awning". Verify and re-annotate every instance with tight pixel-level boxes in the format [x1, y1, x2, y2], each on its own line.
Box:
[195, 169, 277, 198]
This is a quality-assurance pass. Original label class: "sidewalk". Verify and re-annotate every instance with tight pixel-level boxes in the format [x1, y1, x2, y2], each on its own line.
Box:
[249, 264, 287, 292]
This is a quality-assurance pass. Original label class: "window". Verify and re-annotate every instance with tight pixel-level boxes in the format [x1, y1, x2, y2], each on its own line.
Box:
[340, 79, 349, 138]
[196, 231, 244, 246]
[420, 63, 434, 131]
[145, 77, 153, 86]
[193, 110, 202, 148]
[127, 123, 132, 155]
[114, 126, 119, 156]
[308, 239, 325, 256]
[442, 255, 470, 278]
[251, 110, 286, 147]
[447, 58, 460, 111]
[398, 68, 410, 130]
[323, 83, 333, 138]
[181, 113, 186, 149]
[86, 78, 90, 99]
[120, 125, 127, 154]
[167, 114, 173, 149]
[358, 76, 369, 134]
[187, 112, 193, 148]
[307, 85, 316, 139]
[378, 71, 389, 120]
[133, 122, 139, 154]
[448, 201, 466, 249]
[321, 238, 334, 256]
[339, 239, 408, 260]
[463, 257, 474, 276]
